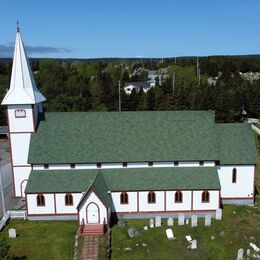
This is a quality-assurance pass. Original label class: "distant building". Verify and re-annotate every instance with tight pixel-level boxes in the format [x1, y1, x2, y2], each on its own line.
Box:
[239, 72, 260, 81]
[207, 77, 218, 86]
[124, 81, 152, 94]
[148, 70, 157, 87]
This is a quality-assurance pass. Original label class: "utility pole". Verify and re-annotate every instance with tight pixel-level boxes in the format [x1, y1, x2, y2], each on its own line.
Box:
[172, 72, 176, 93]
[197, 57, 201, 86]
[196, 57, 199, 77]
[0, 165, 6, 215]
[118, 80, 121, 112]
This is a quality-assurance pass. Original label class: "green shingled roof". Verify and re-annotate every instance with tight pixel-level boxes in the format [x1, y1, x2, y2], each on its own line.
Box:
[25, 170, 97, 193]
[28, 111, 219, 164]
[25, 167, 221, 194]
[91, 172, 111, 206]
[101, 167, 220, 190]
[216, 123, 258, 164]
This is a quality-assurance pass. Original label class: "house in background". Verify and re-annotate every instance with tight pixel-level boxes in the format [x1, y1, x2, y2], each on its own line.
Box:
[124, 81, 152, 94]
[1, 28, 258, 236]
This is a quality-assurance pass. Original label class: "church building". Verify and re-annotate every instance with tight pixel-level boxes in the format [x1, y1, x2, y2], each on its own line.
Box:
[1, 29, 258, 235]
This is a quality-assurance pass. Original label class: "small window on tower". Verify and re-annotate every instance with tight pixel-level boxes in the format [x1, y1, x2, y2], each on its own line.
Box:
[15, 109, 26, 118]
[148, 161, 153, 167]
[97, 163, 102, 168]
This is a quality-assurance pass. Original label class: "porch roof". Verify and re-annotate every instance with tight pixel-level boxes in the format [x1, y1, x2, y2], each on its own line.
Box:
[25, 167, 220, 195]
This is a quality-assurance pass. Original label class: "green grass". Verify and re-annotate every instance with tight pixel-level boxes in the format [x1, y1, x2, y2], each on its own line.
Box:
[111, 203, 260, 260]
[111, 165, 260, 259]
[0, 220, 77, 260]
[98, 235, 107, 259]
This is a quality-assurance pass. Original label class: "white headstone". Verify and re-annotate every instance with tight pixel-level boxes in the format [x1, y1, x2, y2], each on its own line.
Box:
[191, 215, 198, 227]
[167, 217, 174, 226]
[185, 219, 189, 225]
[216, 209, 222, 220]
[191, 240, 197, 249]
[155, 216, 161, 227]
[8, 228, 16, 238]
[185, 235, 192, 242]
[166, 229, 175, 240]
[150, 218, 154, 228]
[246, 249, 250, 256]
[205, 215, 211, 226]
[178, 214, 185, 226]
[237, 248, 244, 260]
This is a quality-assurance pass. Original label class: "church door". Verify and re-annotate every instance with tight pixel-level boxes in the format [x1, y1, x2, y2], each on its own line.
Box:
[86, 202, 100, 224]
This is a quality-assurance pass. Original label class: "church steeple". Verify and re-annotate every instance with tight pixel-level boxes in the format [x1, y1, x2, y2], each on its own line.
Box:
[1, 26, 46, 105]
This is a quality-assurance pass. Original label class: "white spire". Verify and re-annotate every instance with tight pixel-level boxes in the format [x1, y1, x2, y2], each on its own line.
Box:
[1, 28, 46, 105]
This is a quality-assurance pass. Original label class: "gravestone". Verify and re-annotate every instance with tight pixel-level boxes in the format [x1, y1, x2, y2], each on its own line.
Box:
[150, 218, 154, 228]
[216, 209, 222, 220]
[178, 214, 185, 226]
[237, 248, 244, 260]
[167, 217, 173, 226]
[191, 240, 197, 249]
[185, 219, 189, 225]
[246, 249, 250, 256]
[127, 228, 140, 238]
[8, 228, 16, 238]
[191, 215, 198, 227]
[155, 216, 161, 227]
[205, 215, 211, 226]
[166, 229, 175, 240]
[118, 219, 126, 228]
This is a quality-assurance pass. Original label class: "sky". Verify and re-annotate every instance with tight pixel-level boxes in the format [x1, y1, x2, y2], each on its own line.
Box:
[0, 0, 260, 58]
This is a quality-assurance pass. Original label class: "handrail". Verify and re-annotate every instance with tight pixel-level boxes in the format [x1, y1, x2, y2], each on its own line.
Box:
[80, 219, 85, 234]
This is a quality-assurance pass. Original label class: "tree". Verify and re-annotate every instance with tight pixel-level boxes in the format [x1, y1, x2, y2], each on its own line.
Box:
[147, 89, 156, 111]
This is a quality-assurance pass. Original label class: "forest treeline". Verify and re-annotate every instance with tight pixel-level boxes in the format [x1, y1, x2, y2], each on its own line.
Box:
[0, 56, 260, 125]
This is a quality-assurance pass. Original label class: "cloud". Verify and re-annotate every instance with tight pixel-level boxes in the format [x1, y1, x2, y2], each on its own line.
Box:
[0, 42, 73, 57]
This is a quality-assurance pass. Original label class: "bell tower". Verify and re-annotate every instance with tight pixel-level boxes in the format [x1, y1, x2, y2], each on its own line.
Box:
[1, 25, 46, 197]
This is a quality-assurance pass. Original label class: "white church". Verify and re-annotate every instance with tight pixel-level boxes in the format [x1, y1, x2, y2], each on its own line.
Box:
[1, 29, 258, 235]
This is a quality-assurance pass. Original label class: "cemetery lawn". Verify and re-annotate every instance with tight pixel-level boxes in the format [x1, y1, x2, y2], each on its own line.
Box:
[0, 220, 77, 260]
[111, 166, 260, 260]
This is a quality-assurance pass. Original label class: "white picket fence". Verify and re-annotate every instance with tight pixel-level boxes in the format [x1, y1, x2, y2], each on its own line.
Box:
[252, 125, 260, 135]
[0, 210, 26, 231]
[248, 118, 260, 124]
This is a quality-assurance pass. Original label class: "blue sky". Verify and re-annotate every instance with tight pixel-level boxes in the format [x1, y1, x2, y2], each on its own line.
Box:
[0, 0, 259, 58]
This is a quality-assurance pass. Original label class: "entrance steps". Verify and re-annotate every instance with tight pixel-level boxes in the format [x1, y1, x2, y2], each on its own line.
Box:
[82, 224, 105, 236]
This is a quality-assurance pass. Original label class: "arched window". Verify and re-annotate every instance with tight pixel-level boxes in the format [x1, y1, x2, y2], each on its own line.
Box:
[36, 194, 45, 206]
[202, 190, 210, 203]
[120, 192, 128, 204]
[65, 193, 73, 206]
[175, 191, 183, 203]
[148, 191, 156, 203]
[232, 168, 237, 183]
